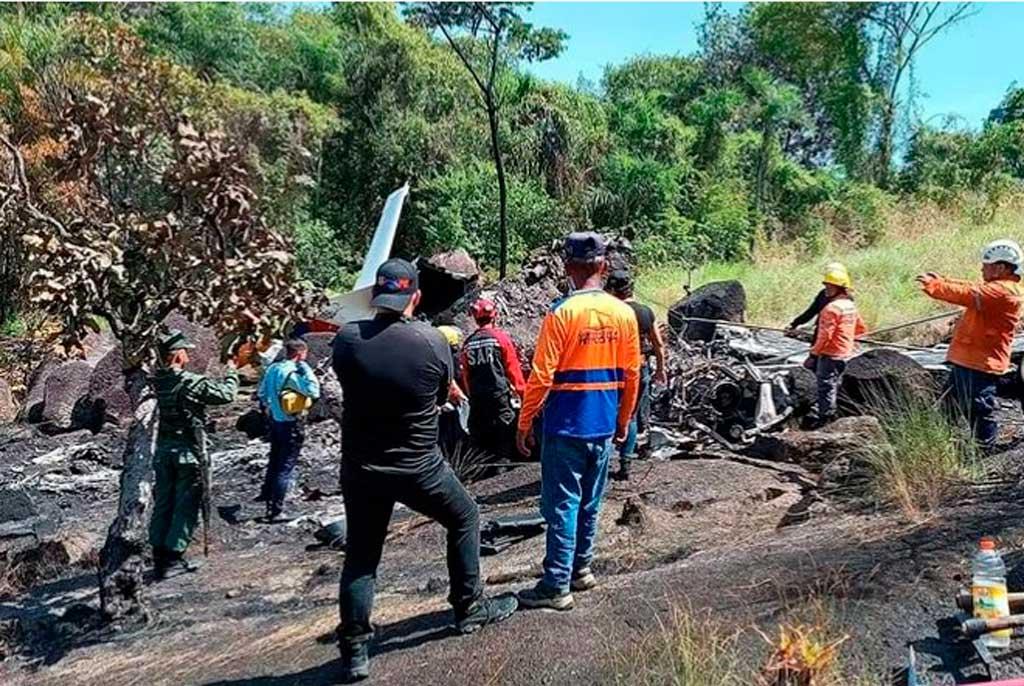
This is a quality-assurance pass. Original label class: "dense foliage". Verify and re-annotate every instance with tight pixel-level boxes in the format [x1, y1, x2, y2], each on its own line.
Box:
[1, 2, 1020, 329]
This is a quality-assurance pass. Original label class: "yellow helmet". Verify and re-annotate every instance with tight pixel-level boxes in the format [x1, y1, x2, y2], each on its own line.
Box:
[437, 325, 463, 348]
[822, 262, 851, 289]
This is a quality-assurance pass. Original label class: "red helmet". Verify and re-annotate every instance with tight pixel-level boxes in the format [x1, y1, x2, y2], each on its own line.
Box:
[470, 298, 497, 322]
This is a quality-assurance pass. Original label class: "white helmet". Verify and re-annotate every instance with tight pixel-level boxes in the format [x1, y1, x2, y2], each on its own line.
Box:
[981, 239, 1024, 276]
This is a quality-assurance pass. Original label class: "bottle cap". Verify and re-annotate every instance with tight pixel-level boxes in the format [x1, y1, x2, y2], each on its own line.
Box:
[980, 537, 996, 551]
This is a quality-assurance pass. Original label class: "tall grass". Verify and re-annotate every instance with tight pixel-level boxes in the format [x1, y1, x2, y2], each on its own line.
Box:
[860, 390, 981, 521]
[635, 201, 1024, 335]
[611, 605, 748, 686]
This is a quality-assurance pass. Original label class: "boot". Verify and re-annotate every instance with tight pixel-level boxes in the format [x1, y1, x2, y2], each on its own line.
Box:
[517, 581, 574, 611]
[152, 546, 171, 581]
[454, 594, 518, 634]
[337, 641, 370, 683]
[611, 460, 631, 481]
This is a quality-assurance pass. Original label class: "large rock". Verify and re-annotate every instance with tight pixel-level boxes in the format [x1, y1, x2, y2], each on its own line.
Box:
[0, 380, 15, 424]
[667, 281, 747, 342]
[80, 345, 133, 430]
[747, 416, 884, 471]
[839, 349, 934, 413]
[417, 249, 482, 318]
[39, 360, 94, 434]
[22, 361, 57, 423]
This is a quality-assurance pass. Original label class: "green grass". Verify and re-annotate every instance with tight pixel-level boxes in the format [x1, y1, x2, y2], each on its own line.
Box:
[861, 390, 981, 521]
[635, 203, 1024, 336]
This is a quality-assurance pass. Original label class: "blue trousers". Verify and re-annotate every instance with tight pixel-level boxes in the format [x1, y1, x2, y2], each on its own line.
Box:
[619, 362, 651, 461]
[947, 363, 999, 448]
[261, 420, 305, 510]
[539, 433, 613, 592]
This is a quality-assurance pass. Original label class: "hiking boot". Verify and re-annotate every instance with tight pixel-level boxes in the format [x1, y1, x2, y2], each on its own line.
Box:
[517, 582, 574, 611]
[337, 642, 369, 683]
[161, 550, 202, 578]
[152, 547, 171, 581]
[455, 594, 518, 634]
[571, 567, 597, 592]
[610, 461, 631, 481]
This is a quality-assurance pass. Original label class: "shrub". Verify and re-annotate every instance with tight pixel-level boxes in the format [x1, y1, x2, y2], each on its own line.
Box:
[633, 209, 703, 266]
[695, 179, 754, 260]
[292, 218, 357, 292]
[826, 182, 893, 247]
[412, 163, 567, 269]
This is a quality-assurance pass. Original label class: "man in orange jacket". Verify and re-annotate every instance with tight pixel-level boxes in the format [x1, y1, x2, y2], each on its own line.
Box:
[807, 263, 867, 427]
[515, 232, 640, 611]
[918, 239, 1024, 449]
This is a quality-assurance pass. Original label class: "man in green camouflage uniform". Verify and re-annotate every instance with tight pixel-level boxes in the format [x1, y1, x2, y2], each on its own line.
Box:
[150, 330, 238, 580]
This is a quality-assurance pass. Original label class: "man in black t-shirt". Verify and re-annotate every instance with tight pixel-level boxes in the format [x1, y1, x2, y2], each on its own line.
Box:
[331, 259, 517, 682]
[606, 270, 667, 480]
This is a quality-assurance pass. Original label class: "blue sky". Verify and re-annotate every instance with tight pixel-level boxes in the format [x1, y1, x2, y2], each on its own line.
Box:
[522, 2, 1023, 129]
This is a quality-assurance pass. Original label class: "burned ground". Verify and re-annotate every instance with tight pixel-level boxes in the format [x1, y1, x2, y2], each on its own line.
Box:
[3, 394, 1024, 684]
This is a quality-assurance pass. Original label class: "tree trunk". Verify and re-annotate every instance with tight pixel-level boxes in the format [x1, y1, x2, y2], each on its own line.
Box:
[98, 365, 156, 622]
[876, 101, 895, 189]
[486, 102, 509, 279]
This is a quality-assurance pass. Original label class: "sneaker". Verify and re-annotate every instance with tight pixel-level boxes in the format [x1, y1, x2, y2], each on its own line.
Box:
[517, 582, 574, 611]
[571, 567, 597, 592]
[337, 642, 369, 683]
[455, 594, 518, 634]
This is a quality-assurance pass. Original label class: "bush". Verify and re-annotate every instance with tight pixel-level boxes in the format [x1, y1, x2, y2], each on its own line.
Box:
[695, 179, 754, 260]
[412, 163, 567, 269]
[292, 218, 357, 291]
[633, 209, 703, 266]
[826, 182, 893, 247]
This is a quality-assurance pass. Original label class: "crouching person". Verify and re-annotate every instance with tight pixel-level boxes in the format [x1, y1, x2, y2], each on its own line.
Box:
[806, 263, 866, 428]
[332, 259, 517, 682]
[918, 240, 1024, 451]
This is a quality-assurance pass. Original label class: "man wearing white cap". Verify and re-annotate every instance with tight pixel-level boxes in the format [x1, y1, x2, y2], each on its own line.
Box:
[918, 239, 1024, 449]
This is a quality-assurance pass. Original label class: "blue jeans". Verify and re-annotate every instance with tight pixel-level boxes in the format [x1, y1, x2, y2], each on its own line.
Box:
[620, 362, 652, 461]
[539, 433, 613, 592]
[947, 363, 999, 448]
[261, 420, 305, 511]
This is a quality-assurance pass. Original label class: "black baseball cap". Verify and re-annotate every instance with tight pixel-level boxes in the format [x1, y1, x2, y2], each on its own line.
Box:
[606, 269, 633, 295]
[563, 232, 607, 264]
[371, 258, 419, 313]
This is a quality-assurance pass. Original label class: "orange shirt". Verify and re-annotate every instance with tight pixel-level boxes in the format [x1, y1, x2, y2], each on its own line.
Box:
[810, 297, 867, 360]
[518, 289, 641, 439]
[922, 276, 1024, 374]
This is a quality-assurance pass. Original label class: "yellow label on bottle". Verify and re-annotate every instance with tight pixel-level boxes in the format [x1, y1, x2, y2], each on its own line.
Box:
[974, 581, 1012, 640]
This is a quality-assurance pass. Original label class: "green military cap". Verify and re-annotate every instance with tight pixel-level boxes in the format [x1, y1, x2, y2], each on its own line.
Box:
[158, 329, 196, 355]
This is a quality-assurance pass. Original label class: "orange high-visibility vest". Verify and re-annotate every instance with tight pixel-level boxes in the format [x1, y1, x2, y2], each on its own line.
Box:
[810, 297, 867, 360]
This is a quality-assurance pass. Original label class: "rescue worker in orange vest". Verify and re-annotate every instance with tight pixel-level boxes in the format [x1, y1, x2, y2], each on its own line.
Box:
[806, 263, 867, 428]
[917, 239, 1024, 450]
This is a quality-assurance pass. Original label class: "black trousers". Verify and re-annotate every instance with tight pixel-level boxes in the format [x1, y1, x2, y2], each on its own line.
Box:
[469, 402, 518, 462]
[338, 457, 482, 647]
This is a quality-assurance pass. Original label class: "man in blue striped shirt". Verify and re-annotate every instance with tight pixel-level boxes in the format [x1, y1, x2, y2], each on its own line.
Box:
[257, 338, 321, 521]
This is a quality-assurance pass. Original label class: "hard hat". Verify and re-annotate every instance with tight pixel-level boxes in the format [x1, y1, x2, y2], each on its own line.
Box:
[157, 329, 196, 356]
[437, 325, 463, 348]
[822, 263, 852, 289]
[981, 239, 1024, 276]
[470, 298, 497, 322]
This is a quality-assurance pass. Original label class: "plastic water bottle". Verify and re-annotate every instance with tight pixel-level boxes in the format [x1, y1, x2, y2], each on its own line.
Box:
[972, 537, 1011, 648]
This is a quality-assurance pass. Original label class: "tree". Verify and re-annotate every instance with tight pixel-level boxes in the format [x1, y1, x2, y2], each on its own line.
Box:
[0, 17, 323, 619]
[405, 2, 565, 278]
[866, 2, 976, 187]
[743, 67, 805, 212]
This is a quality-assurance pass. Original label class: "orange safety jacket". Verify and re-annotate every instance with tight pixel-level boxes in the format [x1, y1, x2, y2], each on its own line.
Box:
[922, 276, 1024, 374]
[518, 289, 641, 440]
[810, 297, 867, 360]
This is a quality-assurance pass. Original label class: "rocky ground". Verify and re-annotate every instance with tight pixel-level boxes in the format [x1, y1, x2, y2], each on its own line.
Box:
[3, 390, 1024, 685]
